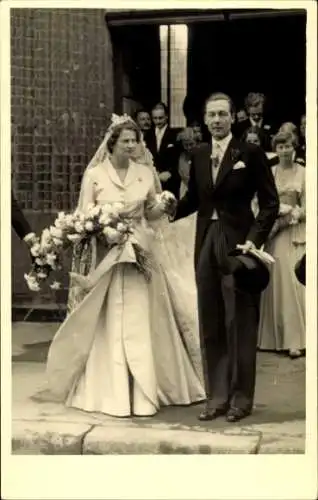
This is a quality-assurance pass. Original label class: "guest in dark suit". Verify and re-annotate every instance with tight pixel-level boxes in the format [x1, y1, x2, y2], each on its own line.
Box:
[12, 191, 35, 244]
[175, 92, 279, 423]
[134, 109, 152, 135]
[234, 93, 273, 151]
[144, 102, 180, 198]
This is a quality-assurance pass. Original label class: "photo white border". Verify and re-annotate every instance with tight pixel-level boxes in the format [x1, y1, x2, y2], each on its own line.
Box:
[1, 1, 317, 499]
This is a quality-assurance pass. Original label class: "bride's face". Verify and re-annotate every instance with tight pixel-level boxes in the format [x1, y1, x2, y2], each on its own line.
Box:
[113, 129, 138, 159]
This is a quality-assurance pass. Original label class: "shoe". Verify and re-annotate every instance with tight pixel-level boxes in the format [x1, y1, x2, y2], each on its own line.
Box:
[197, 407, 228, 421]
[226, 407, 251, 423]
[133, 414, 156, 418]
[289, 349, 302, 359]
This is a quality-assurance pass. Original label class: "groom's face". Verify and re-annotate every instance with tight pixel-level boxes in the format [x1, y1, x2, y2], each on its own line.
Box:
[204, 99, 234, 140]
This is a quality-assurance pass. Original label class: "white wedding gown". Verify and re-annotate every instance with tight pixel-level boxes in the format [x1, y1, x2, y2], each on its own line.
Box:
[34, 158, 204, 417]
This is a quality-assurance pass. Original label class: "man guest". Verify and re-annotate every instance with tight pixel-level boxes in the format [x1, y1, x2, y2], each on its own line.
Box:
[174, 92, 279, 422]
[134, 109, 152, 135]
[144, 102, 180, 198]
[235, 92, 273, 151]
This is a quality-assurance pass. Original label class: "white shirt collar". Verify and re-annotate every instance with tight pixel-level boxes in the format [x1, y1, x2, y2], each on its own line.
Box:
[156, 124, 168, 136]
[212, 132, 232, 153]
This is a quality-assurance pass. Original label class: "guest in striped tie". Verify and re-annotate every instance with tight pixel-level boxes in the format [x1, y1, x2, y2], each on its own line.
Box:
[174, 92, 279, 423]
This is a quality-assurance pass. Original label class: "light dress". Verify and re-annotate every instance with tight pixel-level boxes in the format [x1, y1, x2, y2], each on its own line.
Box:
[34, 157, 205, 417]
[258, 163, 306, 351]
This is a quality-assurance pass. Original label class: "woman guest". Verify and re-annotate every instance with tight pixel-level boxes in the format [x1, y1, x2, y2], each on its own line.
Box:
[258, 131, 305, 358]
[243, 125, 262, 147]
[267, 122, 305, 168]
[279, 122, 305, 166]
[189, 121, 203, 143]
[34, 115, 205, 417]
[243, 126, 278, 168]
[176, 127, 198, 198]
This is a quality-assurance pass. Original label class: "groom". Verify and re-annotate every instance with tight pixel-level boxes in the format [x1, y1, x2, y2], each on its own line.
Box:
[173, 92, 279, 422]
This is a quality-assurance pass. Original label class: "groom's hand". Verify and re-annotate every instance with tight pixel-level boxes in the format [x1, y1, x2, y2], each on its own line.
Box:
[236, 240, 256, 254]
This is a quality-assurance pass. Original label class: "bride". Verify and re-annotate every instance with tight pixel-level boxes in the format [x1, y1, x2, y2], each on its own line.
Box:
[35, 114, 205, 417]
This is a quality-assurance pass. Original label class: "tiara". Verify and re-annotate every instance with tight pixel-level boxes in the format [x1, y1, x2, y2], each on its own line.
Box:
[108, 113, 135, 129]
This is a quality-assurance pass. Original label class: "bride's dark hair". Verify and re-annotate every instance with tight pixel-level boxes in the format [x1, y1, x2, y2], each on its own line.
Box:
[107, 121, 141, 154]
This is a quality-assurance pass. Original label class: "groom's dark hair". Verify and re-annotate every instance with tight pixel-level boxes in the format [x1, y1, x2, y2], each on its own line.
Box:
[204, 92, 235, 115]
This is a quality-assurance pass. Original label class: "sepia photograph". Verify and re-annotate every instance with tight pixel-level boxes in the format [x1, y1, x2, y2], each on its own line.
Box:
[1, 1, 317, 499]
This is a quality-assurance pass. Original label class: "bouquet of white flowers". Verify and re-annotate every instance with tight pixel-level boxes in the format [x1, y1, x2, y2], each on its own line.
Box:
[24, 201, 152, 291]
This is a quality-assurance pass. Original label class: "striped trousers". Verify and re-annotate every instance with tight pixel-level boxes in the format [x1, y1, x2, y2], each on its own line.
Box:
[195, 219, 258, 411]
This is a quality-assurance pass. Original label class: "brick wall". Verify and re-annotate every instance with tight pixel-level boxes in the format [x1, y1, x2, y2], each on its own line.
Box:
[11, 8, 114, 305]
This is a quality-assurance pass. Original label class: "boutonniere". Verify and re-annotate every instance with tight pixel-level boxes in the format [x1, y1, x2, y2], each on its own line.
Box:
[167, 143, 174, 148]
[233, 160, 246, 170]
[264, 124, 271, 130]
[230, 148, 241, 164]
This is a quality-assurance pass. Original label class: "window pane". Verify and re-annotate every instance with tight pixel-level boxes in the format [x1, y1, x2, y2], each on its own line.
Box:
[159, 25, 168, 104]
[169, 25, 188, 128]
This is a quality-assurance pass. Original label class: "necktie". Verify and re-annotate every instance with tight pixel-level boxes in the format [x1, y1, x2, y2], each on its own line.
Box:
[211, 143, 221, 169]
[156, 128, 161, 151]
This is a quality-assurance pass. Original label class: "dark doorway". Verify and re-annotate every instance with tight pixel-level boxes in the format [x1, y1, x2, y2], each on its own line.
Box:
[186, 13, 306, 129]
[110, 25, 161, 114]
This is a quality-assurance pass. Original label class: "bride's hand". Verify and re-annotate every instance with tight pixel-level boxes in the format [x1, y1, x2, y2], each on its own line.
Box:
[159, 171, 172, 182]
[290, 205, 302, 225]
[161, 192, 177, 216]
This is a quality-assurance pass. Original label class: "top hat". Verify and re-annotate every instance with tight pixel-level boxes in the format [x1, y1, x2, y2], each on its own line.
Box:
[228, 248, 270, 294]
[295, 253, 306, 286]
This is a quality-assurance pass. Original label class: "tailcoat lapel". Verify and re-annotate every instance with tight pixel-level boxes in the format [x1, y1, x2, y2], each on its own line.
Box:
[214, 137, 242, 190]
